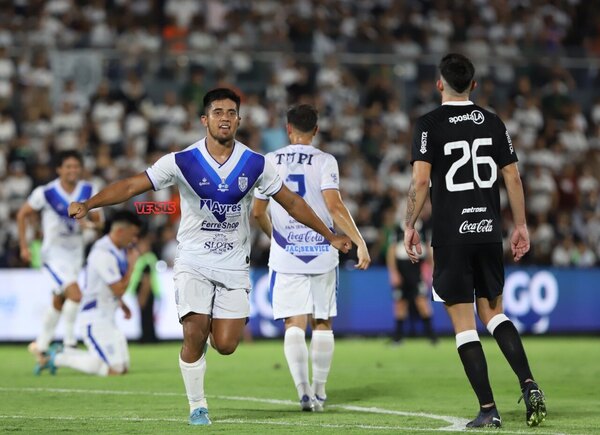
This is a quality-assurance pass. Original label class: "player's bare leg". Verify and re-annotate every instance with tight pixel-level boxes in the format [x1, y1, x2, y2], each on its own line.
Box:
[310, 317, 334, 410]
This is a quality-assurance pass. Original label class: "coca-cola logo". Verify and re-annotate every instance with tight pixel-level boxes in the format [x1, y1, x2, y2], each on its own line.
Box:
[459, 219, 494, 234]
[287, 231, 326, 244]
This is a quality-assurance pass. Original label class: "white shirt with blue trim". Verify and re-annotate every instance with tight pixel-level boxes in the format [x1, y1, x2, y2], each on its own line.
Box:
[80, 235, 127, 323]
[254, 144, 340, 274]
[27, 178, 95, 264]
[146, 138, 283, 288]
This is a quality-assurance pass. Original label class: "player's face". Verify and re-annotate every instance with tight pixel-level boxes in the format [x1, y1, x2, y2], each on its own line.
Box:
[201, 99, 240, 145]
[57, 157, 82, 184]
[119, 225, 140, 248]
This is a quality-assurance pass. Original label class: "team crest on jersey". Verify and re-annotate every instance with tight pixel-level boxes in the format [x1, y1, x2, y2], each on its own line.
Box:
[217, 177, 229, 192]
[238, 175, 248, 192]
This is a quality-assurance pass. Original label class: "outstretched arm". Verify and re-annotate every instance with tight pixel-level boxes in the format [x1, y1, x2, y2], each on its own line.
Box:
[252, 197, 272, 237]
[404, 161, 431, 263]
[502, 162, 530, 261]
[322, 189, 370, 269]
[272, 185, 351, 253]
[69, 173, 153, 218]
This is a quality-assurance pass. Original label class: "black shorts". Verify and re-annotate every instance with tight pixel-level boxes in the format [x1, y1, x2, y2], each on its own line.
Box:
[432, 243, 504, 304]
[392, 260, 426, 301]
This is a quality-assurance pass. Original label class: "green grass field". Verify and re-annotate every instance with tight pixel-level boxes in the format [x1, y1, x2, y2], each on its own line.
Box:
[1, 337, 598, 434]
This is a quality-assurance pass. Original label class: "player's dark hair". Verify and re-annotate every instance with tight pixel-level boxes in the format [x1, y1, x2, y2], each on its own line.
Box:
[439, 53, 475, 94]
[56, 150, 83, 167]
[202, 88, 241, 115]
[287, 104, 318, 133]
[110, 210, 142, 229]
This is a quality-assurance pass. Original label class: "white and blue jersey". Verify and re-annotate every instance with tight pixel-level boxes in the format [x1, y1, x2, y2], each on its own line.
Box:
[146, 138, 283, 288]
[80, 235, 128, 323]
[27, 178, 95, 277]
[255, 144, 340, 274]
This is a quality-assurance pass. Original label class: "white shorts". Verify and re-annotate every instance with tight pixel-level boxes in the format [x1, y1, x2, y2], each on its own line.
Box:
[173, 265, 250, 321]
[83, 321, 129, 372]
[43, 258, 81, 294]
[271, 269, 338, 320]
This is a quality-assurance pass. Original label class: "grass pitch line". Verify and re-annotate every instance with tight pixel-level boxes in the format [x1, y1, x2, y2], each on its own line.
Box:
[0, 387, 563, 434]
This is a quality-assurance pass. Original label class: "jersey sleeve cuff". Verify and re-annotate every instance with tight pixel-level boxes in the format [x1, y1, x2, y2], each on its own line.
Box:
[145, 170, 158, 191]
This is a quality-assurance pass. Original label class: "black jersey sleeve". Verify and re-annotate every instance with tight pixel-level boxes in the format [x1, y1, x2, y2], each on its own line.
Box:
[410, 116, 434, 165]
[495, 116, 519, 168]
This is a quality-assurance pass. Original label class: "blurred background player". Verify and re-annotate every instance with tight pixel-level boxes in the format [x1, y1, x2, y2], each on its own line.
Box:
[39, 211, 141, 376]
[16, 150, 103, 371]
[253, 104, 370, 411]
[386, 203, 437, 345]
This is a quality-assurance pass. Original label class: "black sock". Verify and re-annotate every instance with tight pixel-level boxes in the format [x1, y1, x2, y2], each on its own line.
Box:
[492, 320, 534, 388]
[457, 341, 494, 406]
[394, 319, 404, 341]
[421, 316, 436, 340]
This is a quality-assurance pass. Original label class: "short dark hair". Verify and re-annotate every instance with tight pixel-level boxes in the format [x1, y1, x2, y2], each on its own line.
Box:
[439, 53, 475, 94]
[110, 210, 142, 229]
[202, 88, 241, 115]
[56, 150, 83, 167]
[287, 104, 318, 133]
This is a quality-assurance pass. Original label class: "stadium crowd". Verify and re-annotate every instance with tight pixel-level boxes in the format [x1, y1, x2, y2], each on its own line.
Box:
[0, 0, 599, 268]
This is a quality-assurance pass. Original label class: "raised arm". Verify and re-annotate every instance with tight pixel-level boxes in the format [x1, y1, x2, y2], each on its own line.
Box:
[322, 189, 370, 269]
[252, 197, 272, 237]
[404, 161, 431, 262]
[69, 173, 152, 219]
[272, 185, 351, 253]
[502, 162, 530, 261]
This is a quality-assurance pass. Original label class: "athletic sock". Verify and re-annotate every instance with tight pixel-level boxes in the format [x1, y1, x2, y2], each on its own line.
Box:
[421, 316, 436, 341]
[393, 319, 404, 341]
[284, 326, 312, 399]
[456, 330, 494, 406]
[61, 299, 80, 347]
[36, 306, 61, 352]
[55, 349, 109, 376]
[487, 314, 534, 388]
[179, 355, 208, 412]
[310, 330, 334, 399]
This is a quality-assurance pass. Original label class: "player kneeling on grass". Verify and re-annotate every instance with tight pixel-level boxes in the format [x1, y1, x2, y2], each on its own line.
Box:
[38, 211, 141, 376]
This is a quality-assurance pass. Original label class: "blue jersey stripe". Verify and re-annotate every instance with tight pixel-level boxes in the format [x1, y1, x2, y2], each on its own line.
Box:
[87, 324, 110, 365]
[43, 188, 70, 217]
[76, 183, 93, 202]
[109, 250, 128, 276]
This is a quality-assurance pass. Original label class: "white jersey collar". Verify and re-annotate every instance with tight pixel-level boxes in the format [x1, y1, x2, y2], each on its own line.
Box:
[442, 100, 474, 106]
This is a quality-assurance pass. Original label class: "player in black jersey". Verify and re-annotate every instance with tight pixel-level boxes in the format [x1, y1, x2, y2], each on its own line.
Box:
[403, 53, 547, 428]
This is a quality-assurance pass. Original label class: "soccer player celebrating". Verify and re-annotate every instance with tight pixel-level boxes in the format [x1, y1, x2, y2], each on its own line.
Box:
[403, 53, 547, 428]
[17, 150, 103, 371]
[39, 211, 141, 376]
[68, 88, 352, 426]
[252, 104, 370, 411]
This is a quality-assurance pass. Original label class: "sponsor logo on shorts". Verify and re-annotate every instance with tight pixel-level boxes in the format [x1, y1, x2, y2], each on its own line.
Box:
[459, 219, 493, 234]
[461, 206, 487, 215]
[420, 131, 428, 154]
[449, 110, 485, 125]
[204, 233, 234, 254]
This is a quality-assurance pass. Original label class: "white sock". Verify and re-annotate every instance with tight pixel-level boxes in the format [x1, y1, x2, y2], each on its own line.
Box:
[179, 355, 208, 412]
[61, 299, 80, 347]
[310, 330, 334, 399]
[36, 306, 61, 352]
[284, 326, 312, 399]
[55, 349, 109, 376]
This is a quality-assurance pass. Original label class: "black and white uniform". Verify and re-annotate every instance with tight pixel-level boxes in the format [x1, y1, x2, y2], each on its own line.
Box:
[411, 101, 518, 304]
